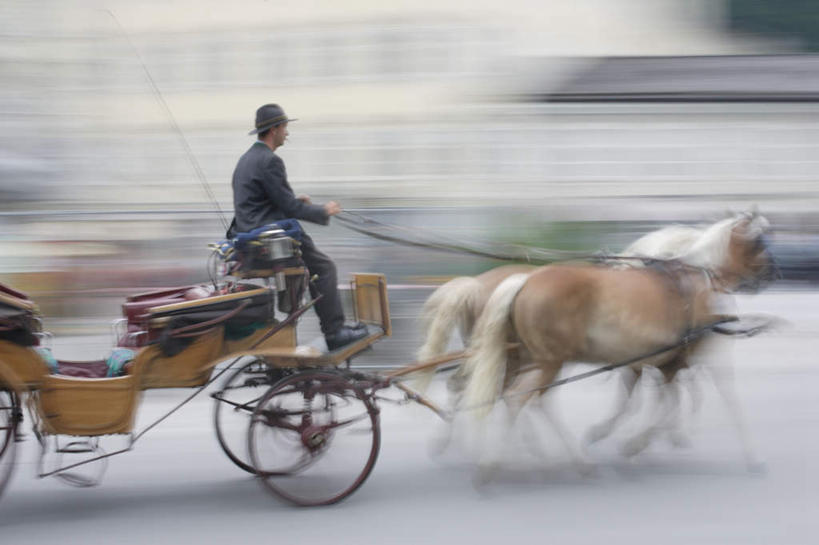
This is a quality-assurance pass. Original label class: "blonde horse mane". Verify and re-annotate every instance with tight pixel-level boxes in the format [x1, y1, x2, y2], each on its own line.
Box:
[622, 225, 704, 261]
[622, 211, 769, 271]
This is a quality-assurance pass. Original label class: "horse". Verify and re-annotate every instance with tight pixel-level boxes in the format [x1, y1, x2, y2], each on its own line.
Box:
[460, 211, 774, 478]
[414, 224, 706, 383]
[414, 217, 721, 454]
[584, 222, 719, 448]
[593, 213, 777, 453]
[416, 220, 716, 377]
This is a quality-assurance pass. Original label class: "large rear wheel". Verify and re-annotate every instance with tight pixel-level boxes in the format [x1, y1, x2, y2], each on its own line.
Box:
[248, 370, 380, 506]
[213, 359, 288, 474]
[0, 387, 20, 499]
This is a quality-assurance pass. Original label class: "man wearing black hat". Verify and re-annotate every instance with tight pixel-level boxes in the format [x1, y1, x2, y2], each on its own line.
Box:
[228, 103, 367, 351]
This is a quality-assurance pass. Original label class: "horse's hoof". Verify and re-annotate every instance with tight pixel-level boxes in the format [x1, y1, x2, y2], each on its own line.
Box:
[428, 434, 452, 458]
[747, 460, 767, 475]
[522, 433, 549, 459]
[473, 463, 499, 489]
[585, 424, 612, 445]
[620, 436, 650, 458]
[576, 460, 599, 478]
[668, 430, 692, 449]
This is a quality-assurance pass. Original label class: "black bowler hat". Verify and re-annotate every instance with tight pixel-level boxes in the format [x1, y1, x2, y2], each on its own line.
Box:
[248, 103, 298, 135]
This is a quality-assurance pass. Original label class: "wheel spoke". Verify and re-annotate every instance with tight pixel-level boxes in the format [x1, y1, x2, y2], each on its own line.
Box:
[323, 411, 372, 431]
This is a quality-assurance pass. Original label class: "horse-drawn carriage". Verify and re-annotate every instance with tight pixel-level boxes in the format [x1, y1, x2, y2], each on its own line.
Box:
[0, 211, 777, 507]
[0, 223, 408, 506]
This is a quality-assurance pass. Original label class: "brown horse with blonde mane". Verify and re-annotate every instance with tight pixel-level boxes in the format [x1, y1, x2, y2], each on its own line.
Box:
[416, 216, 741, 456]
[460, 211, 774, 476]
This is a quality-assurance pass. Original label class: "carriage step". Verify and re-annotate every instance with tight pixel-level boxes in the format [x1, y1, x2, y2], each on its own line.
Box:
[57, 441, 97, 454]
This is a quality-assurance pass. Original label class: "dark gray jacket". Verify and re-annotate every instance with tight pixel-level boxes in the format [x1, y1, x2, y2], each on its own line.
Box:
[228, 141, 328, 237]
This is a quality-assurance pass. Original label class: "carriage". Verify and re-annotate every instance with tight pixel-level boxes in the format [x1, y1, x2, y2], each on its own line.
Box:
[0, 223, 449, 507]
[0, 212, 777, 507]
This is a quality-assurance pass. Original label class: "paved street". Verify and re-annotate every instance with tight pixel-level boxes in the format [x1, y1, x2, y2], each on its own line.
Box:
[1, 289, 818, 544]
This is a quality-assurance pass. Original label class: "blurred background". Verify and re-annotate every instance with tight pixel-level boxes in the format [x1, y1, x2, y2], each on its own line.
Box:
[2, 0, 819, 333]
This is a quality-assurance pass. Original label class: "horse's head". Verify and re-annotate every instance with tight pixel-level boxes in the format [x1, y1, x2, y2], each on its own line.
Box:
[682, 209, 776, 292]
[722, 210, 777, 292]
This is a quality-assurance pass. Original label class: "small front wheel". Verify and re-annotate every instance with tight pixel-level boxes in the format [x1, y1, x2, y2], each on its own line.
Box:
[247, 370, 380, 506]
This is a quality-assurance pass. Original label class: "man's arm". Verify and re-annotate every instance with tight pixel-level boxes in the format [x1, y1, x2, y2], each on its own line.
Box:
[262, 155, 330, 225]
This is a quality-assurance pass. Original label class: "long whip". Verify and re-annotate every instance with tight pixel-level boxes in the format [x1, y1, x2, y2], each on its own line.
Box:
[104, 10, 229, 232]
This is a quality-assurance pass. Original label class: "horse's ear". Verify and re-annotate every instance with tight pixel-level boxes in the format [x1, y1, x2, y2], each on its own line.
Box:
[744, 213, 770, 239]
[749, 204, 760, 218]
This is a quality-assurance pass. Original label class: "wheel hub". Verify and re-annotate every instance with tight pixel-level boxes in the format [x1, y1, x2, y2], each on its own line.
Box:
[302, 425, 327, 450]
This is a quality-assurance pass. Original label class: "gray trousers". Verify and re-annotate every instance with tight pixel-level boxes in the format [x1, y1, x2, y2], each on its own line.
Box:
[300, 234, 345, 335]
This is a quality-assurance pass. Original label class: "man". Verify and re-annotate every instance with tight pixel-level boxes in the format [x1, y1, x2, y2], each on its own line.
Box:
[228, 103, 368, 351]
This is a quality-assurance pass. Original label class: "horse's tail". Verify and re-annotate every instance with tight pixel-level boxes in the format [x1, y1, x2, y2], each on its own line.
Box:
[414, 276, 483, 391]
[462, 273, 530, 419]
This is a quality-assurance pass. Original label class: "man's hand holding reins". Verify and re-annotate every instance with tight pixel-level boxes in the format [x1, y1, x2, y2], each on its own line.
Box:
[324, 201, 342, 216]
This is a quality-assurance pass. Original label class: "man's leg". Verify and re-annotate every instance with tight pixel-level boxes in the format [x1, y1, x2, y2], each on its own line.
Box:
[299, 235, 345, 335]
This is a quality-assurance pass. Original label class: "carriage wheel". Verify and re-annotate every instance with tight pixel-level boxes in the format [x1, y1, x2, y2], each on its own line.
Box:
[213, 359, 288, 474]
[248, 370, 380, 506]
[0, 387, 20, 499]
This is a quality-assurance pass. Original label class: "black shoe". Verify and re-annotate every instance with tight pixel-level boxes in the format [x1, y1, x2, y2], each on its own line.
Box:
[326, 325, 369, 351]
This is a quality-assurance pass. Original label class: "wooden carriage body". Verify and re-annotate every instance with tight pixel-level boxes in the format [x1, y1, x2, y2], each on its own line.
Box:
[0, 270, 390, 437]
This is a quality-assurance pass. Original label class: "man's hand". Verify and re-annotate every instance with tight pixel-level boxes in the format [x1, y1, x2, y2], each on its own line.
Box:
[296, 194, 312, 204]
[324, 201, 342, 216]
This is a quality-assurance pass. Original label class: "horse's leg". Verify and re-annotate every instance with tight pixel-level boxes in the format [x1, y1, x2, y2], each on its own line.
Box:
[665, 368, 698, 448]
[586, 367, 641, 444]
[429, 416, 457, 458]
[529, 391, 596, 476]
[705, 360, 765, 472]
[429, 314, 486, 458]
[474, 365, 556, 484]
[687, 365, 705, 419]
[476, 362, 594, 483]
[621, 362, 684, 457]
[472, 403, 509, 486]
[429, 371, 468, 457]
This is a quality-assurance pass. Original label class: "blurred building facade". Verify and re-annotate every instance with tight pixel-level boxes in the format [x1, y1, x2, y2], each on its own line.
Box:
[1, 0, 818, 295]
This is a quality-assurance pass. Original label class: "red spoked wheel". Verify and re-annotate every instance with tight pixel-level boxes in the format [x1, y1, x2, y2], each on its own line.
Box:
[213, 360, 289, 474]
[247, 370, 380, 506]
[0, 387, 19, 499]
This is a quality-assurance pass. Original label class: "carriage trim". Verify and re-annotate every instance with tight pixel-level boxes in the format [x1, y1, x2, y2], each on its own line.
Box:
[0, 290, 37, 313]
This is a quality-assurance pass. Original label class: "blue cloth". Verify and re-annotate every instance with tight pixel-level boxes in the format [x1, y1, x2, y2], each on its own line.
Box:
[215, 220, 304, 262]
[34, 346, 59, 373]
[106, 348, 135, 377]
[233, 219, 303, 250]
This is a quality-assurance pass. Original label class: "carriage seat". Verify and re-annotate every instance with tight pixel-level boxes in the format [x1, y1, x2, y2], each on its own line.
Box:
[118, 284, 279, 354]
[121, 285, 216, 324]
[35, 346, 135, 379]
